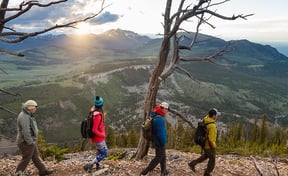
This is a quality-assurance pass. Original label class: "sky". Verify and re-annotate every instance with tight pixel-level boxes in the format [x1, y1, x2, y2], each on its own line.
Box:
[7, 0, 288, 45]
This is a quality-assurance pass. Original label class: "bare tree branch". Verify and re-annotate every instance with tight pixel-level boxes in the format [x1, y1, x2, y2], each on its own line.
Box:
[0, 47, 24, 56]
[0, 105, 18, 115]
[3, 0, 68, 24]
[0, 0, 106, 56]
[169, 108, 194, 127]
[271, 157, 280, 176]
[180, 45, 230, 64]
[203, 9, 254, 20]
[169, 1, 253, 38]
[0, 1, 106, 43]
[250, 156, 264, 176]
[0, 88, 21, 96]
[175, 65, 195, 80]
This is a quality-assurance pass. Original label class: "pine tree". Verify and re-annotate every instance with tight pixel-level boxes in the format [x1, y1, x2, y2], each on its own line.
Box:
[127, 128, 138, 147]
[251, 118, 259, 142]
[259, 114, 268, 144]
[106, 126, 116, 148]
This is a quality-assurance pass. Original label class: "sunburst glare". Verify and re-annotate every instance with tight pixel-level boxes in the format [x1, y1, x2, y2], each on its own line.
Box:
[74, 22, 93, 35]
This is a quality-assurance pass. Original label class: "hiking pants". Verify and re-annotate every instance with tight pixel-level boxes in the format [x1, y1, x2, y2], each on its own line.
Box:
[16, 142, 46, 174]
[191, 148, 216, 176]
[142, 146, 166, 174]
[90, 141, 108, 164]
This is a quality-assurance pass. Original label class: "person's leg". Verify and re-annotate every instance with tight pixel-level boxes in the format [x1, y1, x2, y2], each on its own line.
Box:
[95, 141, 108, 169]
[90, 141, 108, 164]
[188, 149, 209, 172]
[31, 144, 47, 175]
[159, 147, 167, 175]
[95, 141, 108, 162]
[84, 141, 108, 172]
[16, 142, 35, 172]
[204, 148, 216, 176]
[141, 146, 162, 175]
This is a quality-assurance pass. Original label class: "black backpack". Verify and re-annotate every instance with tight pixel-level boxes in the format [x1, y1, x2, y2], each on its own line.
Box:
[81, 111, 96, 138]
[142, 115, 159, 141]
[193, 120, 214, 147]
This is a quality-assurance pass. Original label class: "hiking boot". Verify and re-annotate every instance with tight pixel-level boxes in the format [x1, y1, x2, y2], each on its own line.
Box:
[161, 169, 169, 176]
[96, 162, 100, 170]
[204, 171, 211, 176]
[188, 162, 196, 172]
[139, 171, 150, 176]
[83, 163, 93, 173]
[39, 170, 53, 176]
[12, 171, 30, 176]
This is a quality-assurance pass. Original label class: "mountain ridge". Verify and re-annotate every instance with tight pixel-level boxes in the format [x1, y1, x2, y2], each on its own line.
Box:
[0, 28, 287, 57]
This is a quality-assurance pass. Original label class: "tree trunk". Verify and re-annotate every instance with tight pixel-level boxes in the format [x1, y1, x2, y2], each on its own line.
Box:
[134, 37, 171, 159]
[0, 0, 9, 33]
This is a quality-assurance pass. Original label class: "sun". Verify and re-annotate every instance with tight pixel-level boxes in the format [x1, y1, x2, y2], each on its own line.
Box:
[74, 22, 93, 35]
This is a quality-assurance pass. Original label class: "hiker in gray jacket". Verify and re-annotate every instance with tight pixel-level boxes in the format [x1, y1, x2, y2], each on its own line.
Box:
[15, 100, 53, 176]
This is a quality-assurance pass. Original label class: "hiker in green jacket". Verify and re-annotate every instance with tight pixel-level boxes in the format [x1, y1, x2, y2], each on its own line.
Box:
[188, 108, 221, 176]
[15, 100, 53, 176]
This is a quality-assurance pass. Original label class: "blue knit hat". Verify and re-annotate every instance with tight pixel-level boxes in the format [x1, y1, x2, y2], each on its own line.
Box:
[94, 96, 104, 107]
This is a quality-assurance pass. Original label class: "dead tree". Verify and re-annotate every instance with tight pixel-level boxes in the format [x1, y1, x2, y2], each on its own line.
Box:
[134, 0, 253, 159]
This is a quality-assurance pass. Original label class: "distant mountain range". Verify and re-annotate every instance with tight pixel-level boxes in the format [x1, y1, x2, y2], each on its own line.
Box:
[1, 29, 288, 144]
[1, 28, 287, 55]
[0, 29, 151, 51]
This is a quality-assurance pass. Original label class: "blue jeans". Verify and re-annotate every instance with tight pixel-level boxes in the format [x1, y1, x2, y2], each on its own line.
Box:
[90, 141, 108, 164]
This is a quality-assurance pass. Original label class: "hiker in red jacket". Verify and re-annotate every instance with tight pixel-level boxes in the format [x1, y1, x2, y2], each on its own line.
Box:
[83, 96, 108, 173]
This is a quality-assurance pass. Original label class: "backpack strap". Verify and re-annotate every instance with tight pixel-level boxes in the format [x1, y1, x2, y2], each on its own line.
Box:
[205, 121, 215, 126]
[204, 121, 215, 147]
[204, 122, 215, 134]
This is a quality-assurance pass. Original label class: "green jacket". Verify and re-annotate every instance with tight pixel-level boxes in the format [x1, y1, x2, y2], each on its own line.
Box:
[203, 115, 217, 149]
[16, 106, 38, 145]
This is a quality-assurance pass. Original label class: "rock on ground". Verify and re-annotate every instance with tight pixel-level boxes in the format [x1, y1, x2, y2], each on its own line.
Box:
[1, 149, 288, 176]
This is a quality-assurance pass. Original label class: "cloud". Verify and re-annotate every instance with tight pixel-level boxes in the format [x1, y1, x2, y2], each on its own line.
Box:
[5, 0, 100, 32]
[6, 1, 74, 30]
[90, 11, 119, 25]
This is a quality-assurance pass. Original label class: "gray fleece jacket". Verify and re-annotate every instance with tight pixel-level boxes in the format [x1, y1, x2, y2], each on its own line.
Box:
[16, 106, 38, 145]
